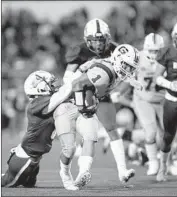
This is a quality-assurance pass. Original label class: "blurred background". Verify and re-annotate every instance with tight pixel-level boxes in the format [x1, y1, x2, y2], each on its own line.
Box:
[1, 1, 177, 136]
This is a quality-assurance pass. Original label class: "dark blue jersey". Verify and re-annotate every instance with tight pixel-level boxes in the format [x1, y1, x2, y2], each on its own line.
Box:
[158, 45, 177, 97]
[65, 41, 117, 68]
[21, 96, 55, 158]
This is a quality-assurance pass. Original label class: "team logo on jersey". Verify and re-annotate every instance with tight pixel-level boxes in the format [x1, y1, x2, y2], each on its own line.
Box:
[173, 62, 177, 69]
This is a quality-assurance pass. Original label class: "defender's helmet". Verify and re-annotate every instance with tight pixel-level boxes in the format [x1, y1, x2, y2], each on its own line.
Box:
[84, 18, 111, 56]
[24, 70, 57, 97]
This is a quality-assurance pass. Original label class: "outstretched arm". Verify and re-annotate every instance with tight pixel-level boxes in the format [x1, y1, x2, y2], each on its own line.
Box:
[47, 83, 73, 113]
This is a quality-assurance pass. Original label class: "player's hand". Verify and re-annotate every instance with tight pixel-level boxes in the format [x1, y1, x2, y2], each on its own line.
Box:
[129, 78, 144, 91]
[169, 81, 177, 92]
[110, 92, 121, 103]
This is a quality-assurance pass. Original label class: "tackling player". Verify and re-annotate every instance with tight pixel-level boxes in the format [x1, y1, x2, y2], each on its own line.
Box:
[1, 71, 78, 190]
[155, 23, 177, 182]
[133, 33, 165, 176]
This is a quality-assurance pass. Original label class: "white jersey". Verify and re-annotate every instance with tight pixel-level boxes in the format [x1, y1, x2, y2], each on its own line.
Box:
[134, 51, 165, 103]
[86, 58, 121, 98]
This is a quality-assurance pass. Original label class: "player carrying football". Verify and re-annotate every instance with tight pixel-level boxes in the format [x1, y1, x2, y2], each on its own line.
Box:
[61, 19, 143, 188]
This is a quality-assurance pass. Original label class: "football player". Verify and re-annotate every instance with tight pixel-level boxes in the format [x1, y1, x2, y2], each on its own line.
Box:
[1, 70, 79, 190]
[63, 18, 118, 158]
[63, 19, 139, 186]
[133, 33, 165, 175]
[155, 23, 177, 182]
[68, 44, 142, 187]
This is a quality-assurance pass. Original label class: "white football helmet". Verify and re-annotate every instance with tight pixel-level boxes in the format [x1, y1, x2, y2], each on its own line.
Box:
[24, 70, 56, 96]
[84, 18, 111, 55]
[171, 23, 177, 48]
[111, 44, 140, 80]
[143, 33, 164, 62]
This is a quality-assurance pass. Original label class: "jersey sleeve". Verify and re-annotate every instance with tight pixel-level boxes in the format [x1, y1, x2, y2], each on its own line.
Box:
[29, 96, 51, 116]
[65, 45, 82, 65]
[87, 66, 110, 90]
[157, 47, 169, 67]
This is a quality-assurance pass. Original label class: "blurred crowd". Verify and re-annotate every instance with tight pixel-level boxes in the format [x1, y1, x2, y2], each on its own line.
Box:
[1, 1, 177, 134]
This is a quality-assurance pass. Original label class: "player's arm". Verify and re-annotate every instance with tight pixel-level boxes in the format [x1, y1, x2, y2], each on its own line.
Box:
[155, 49, 177, 91]
[63, 64, 80, 83]
[63, 45, 81, 83]
[155, 46, 171, 89]
[155, 66, 177, 92]
[47, 83, 73, 113]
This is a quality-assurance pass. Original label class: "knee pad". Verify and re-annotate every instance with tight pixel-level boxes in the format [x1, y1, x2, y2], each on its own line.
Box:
[62, 144, 76, 158]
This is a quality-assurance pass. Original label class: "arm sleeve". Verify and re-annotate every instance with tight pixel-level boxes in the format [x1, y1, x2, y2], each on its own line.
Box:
[87, 67, 110, 89]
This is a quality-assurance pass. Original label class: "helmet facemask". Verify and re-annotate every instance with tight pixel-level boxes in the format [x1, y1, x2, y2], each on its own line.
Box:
[24, 71, 57, 97]
[85, 34, 110, 56]
[84, 18, 111, 56]
[112, 56, 137, 80]
[143, 33, 164, 63]
[146, 49, 161, 63]
[35, 74, 56, 95]
[111, 44, 140, 81]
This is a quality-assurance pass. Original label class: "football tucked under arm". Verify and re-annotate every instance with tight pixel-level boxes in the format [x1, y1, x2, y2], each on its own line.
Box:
[71, 73, 99, 117]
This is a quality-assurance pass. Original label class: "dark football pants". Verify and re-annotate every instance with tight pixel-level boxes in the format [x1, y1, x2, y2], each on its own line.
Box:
[161, 99, 177, 152]
[1, 153, 40, 187]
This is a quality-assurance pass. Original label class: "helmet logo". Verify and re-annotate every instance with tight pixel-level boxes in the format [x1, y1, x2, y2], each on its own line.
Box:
[118, 46, 128, 54]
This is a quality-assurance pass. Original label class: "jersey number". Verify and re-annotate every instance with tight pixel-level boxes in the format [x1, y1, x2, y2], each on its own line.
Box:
[91, 75, 101, 83]
[144, 77, 153, 90]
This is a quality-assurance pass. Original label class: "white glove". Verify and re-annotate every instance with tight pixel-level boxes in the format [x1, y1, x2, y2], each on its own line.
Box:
[110, 92, 121, 103]
[129, 78, 144, 91]
[169, 81, 177, 92]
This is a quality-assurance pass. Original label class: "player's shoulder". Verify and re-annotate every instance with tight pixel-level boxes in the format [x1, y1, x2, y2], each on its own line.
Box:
[28, 96, 51, 115]
[89, 58, 115, 81]
[66, 42, 83, 56]
[108, 41, 118, 51]
[104, 41, 118, 56]
[157, 45, 175, 65]
[167, 44, 177, 58]
[65, 42, 92, 63]
[67, 42, 89, 56]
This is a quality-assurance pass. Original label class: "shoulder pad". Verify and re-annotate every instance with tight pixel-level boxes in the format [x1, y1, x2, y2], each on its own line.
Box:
[29, 96, 51, 115]
[65, 44, 82, 64]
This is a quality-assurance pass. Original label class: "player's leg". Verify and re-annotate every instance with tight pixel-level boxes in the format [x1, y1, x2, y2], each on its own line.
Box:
[53, 102, 79, 190]
[157, 99, 177, 182]
[134, 95, 159, 175]
[22, 164, 40, 188]
[97, 102, 135, 183]
[1, 146, 37, 188]
[97, 125, 111, 154]
[75, 113, 99, 188]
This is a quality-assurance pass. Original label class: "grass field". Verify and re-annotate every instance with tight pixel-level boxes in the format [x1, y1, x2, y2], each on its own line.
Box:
[1, 132, 177, 196]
